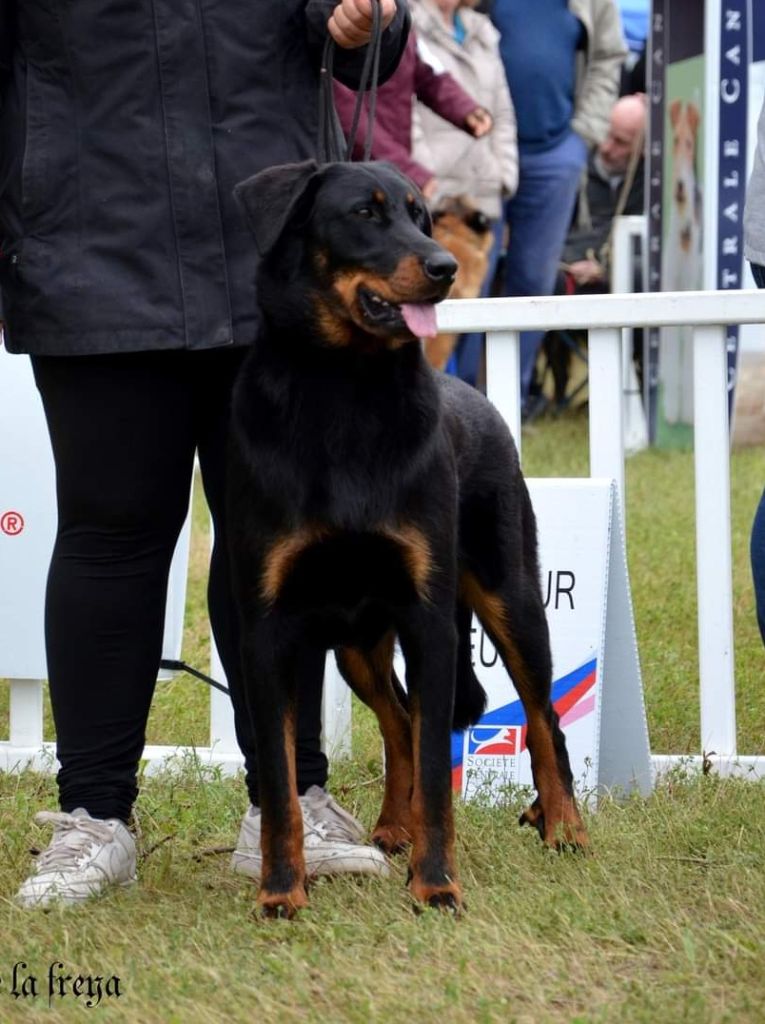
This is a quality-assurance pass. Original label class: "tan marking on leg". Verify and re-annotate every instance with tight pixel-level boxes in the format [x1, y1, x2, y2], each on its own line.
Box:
[257, 709, 308, 919]
[261, 526, 329, 604]
[407, 706, 462, 909]
[460, 571, 588, 848]
[338, 636, 414, 853]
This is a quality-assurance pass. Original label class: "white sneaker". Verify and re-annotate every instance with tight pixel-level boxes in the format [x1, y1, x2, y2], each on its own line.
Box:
[15, 808, 137, 908]
[231, 786, 390, 881]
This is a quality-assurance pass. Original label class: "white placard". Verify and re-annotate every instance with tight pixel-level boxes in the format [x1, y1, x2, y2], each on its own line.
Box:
[0, 339, 191, 680]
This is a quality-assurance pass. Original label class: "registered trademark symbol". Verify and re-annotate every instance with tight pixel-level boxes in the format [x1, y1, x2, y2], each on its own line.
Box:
[1, 510, 25, 536]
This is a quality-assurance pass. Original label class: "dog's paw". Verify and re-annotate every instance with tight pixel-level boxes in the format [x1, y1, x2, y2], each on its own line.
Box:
[256, 885, 309, 921]
[371, 823, 411, 855]
[519, 798, 545, 839]
[520, 798, 589, 852]
[409, 876, 463, 915]
[547, 821, 590, 853]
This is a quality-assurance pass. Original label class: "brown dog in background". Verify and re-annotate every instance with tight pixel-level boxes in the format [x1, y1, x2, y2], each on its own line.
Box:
[424, 196, 495, 371]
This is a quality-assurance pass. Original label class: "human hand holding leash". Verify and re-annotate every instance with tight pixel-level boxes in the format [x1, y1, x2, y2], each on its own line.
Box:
[329, 0, 397, 48]
[562, 258, 605, 287]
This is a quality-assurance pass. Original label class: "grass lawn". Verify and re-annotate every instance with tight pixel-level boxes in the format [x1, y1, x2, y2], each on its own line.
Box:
[1, 409, 764, 1023]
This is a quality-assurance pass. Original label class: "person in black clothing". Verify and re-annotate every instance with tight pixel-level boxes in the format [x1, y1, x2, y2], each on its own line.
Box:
[1, 0, 409, 908]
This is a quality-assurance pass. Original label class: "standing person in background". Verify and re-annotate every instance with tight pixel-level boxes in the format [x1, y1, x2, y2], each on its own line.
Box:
[617, 0, 648, 94]
[489, 0, 626, 411]
[334, 28, 493, 200]
[743, 94, 765, 647]
[412, 0, 518, 388]
[617, 0, 648, 61]
[0, 0, 409, 908]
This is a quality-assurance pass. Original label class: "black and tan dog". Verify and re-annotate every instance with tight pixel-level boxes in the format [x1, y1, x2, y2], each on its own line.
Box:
[229, 160, 587, 919]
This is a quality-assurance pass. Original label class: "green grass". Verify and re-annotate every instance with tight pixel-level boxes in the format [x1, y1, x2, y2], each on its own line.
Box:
[1, 410, 764, 1023]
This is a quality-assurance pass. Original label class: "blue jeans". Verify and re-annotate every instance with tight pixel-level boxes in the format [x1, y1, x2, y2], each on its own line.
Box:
[447, 217, 505, 388]
[750, 262, 765, 644]
[503, 131, 588, 396]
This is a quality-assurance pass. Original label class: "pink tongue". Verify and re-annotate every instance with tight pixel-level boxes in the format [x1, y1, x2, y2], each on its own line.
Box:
[401, 302, 438, 339]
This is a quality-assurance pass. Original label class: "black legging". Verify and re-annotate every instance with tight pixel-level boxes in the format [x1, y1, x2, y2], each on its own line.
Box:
[31, 348, 327, 822]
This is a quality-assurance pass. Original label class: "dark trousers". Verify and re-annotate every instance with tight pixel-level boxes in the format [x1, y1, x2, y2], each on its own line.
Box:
[32, 349, 327, 822]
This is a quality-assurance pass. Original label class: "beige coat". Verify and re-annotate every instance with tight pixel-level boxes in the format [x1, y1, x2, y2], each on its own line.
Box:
[411, 1, 518, 220]
[568, 0, 627, 148]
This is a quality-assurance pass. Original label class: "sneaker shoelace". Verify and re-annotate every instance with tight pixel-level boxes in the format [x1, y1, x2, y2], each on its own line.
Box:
[300, 792, 364, 844]
[32, 812, 114, 872]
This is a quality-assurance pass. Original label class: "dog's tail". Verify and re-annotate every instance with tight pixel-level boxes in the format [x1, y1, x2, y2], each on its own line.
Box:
[453, 665, 488, 731]
[453, 606, 488, 730]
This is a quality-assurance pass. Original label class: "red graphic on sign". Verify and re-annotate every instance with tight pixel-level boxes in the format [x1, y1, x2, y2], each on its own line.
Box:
[1, 510, 25, 536]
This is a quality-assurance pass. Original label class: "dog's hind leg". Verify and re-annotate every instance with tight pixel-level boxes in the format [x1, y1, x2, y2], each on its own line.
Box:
[461, 567, 588, 849]
[336, 633, 414, 854]
[460, 487, 588, 850]
[243, 626, 314, 918]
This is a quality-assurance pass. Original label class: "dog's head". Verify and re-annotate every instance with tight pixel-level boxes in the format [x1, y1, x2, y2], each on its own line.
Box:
[431, 196, 494, 301]
[234, 160, 458, 348]
[669, 100, 700, 211]
[432, 196, 492, 245]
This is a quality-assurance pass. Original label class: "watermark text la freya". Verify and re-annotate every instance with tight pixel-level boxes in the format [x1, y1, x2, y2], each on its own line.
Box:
[0, 961, 121, 1008]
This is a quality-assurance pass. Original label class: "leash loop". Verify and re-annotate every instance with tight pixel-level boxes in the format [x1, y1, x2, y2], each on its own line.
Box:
[318, 0, 385, 164]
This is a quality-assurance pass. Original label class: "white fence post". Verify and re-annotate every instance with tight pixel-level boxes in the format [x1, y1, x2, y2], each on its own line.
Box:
[9, 680, 44, 750]
[693, 324, 737, 757]
[486, 330, 521, 457]
[611, 216, 649, 454]
[588, 327, 626, 519]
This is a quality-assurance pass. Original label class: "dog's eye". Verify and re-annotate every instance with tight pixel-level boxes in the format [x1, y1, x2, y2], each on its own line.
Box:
[355, 207, 375, 220]
[410, 205, 427, 227]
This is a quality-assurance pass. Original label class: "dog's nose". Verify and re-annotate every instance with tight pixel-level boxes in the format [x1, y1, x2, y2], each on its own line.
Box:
[423, 251, 458, 284]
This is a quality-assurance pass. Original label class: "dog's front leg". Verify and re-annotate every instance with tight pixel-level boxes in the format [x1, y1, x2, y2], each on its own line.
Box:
[397, 605, 462, 912]
[243, 625, 308, 919]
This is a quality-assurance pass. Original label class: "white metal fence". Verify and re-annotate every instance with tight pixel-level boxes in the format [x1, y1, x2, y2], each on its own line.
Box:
[2, 287, 764, 780]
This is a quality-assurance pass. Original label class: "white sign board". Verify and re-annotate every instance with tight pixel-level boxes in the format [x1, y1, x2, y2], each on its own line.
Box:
[451, 478, 652, 802]
[0, 338, 191, 681]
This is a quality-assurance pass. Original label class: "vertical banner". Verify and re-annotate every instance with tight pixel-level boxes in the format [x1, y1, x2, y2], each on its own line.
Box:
[717, 1, 748, 410]
[646, 0, 667, 443]
[648, 0, 763, 447]
[657, 0, 706, 448]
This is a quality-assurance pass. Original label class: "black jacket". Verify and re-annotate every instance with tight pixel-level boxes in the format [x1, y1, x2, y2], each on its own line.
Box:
[0, 0, 409, 354]
[562, 151, 645, 268]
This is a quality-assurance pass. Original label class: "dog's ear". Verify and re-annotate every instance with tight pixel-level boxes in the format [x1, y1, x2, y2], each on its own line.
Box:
[234, 160, 320, 255]
[669, 99, 682, 128]
[686, 102, 700, 137]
